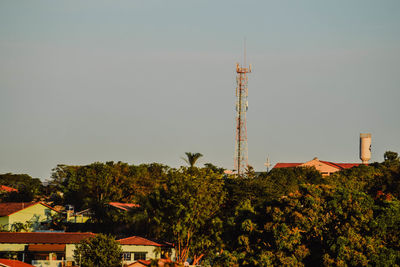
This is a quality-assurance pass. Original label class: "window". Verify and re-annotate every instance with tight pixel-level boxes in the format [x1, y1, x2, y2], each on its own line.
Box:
[122, 252, 131, 261]
[134, 252, 147, 261]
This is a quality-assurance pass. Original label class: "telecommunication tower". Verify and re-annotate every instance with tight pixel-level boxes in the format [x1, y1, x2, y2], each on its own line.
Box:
[234, 57, 251, 177]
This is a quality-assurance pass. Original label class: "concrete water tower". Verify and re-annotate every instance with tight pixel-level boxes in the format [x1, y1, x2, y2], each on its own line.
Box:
[360, 133, 371, 164]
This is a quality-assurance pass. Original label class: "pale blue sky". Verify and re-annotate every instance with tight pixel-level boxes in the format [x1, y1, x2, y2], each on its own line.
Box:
[1, 0, 400, 179]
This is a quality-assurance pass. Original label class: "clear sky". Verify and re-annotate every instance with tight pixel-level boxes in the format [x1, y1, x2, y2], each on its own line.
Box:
[1, 0, 400, 180]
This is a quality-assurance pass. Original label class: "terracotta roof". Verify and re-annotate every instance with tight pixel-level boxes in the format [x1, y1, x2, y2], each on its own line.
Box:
[274, 162, 361, 170]
[0, 185, 18, 193]
[118, 236, 165, 247]
[0, 232, 95, 244]
[0, 202, 59, 217]
[0, 259, 35, 267]
[108, 202, 139, 211]
[126, 260, 152, 267]
[334, 163, 362, 169]
[0, 202, 36, 217]
[319, 161, 343, 169]
[273, 163, 302, 168]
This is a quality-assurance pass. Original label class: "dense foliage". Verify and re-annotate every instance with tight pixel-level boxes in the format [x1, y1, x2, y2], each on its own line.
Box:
[73, 234, 122, 267]
[0, 173, 43, 202]
[2, 151, 399, 266]
[138, 167, 225, 264]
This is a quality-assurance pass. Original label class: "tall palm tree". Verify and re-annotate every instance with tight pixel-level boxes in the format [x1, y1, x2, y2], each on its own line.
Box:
[182, 152, 203, 167]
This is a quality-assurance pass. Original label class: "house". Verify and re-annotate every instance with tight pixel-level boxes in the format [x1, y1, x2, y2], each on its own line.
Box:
[0, 232, 174, 267]
[0, 259, 34, 267]
[0, 202, 59, 231]
[273, 157, 362, 176]
[0, 232, 95, 266]
[118, 236, 174, 266]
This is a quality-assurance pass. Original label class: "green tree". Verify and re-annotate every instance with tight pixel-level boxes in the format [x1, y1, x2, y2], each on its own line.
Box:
[203, 163, 225, 174]
[384, 151, 399, 162]
[182, 152, 203, 167]
[73, 234, 122, 267]
[140, 167, 225, 264]
[0, 173, 44, 202]
[261, 166, 323, 201]
[218, 184, 400, 266]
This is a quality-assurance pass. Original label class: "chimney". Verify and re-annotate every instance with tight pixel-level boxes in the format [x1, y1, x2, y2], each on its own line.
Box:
[360, 133, 371, 164]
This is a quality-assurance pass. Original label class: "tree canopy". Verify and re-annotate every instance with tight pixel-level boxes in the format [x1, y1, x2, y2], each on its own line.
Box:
[182, 152, 203, 167]
[73, 234, 122, 267]
[138, 167, 225, 264]
[40, 150, 400, 266]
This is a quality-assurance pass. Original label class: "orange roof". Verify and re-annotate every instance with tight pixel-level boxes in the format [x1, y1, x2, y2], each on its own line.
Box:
[273, 163, 302, 168]
[274, 161, 361, 170]
[126, 260, 152, 267]
[0, 202, 59, 217]
[109, 202, 139, 211]
[0, 202, 36, 217]
[334, 163, 363, 169]
[118, 236, 166, 247]
[0, 232, 95, 244]
[0, 259, 34, 267]
[0, 185, 18, 193]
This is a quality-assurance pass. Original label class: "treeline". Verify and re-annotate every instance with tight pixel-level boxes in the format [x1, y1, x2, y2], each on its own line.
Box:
[1, 151, 400, 266]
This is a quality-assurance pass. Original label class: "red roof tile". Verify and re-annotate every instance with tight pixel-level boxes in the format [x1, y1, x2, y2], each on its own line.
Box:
[0, 185, 18, 193]
[273, 163, 302, 168]
[0, 259, 35, 267]
[0, 202, 36, 217]
[319, 161, 343, 169]
[0, 202, 59, 217]
[118, 236, 165, 247]
[0, 232, 95, 244]
[109, 202, 139, 211]
[274, 161, 362, 170]
[126, 260, 152, 267]
[334, 163, 363, 169]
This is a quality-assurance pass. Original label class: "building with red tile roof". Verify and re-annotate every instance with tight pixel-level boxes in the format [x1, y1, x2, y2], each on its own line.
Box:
[273, 157, 362, 176]
[0, 233, 174, 267]
[0, 259, 34, 267]
[0, 202, 59, 231]
[118, 236, 174, 266]
[0, 232, 95, 267]
[118, 236, 167, 247]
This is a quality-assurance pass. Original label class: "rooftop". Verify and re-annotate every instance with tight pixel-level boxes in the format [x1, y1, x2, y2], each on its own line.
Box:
[118, 236, 168, 247]
[0, 202, 58, 217]
[0, 232, 95, 244]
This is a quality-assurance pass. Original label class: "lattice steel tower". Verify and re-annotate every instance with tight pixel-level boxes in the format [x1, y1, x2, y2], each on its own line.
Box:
[234, 60, 251, 177]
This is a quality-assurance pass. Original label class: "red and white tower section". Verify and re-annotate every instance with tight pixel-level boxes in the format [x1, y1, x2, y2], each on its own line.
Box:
[234, 62, 251, 177]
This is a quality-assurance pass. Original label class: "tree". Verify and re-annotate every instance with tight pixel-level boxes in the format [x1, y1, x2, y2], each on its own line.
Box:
[0, 173, 44, 202]
[203, 163, 225, 174]
[261, 166, 323, 201]
[182, 152, 203, 167]
[73, 234, 122, 267]
[140, 167, 225, 264]
[384, 151, 399, 162]
[217, 184, 400, 266]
